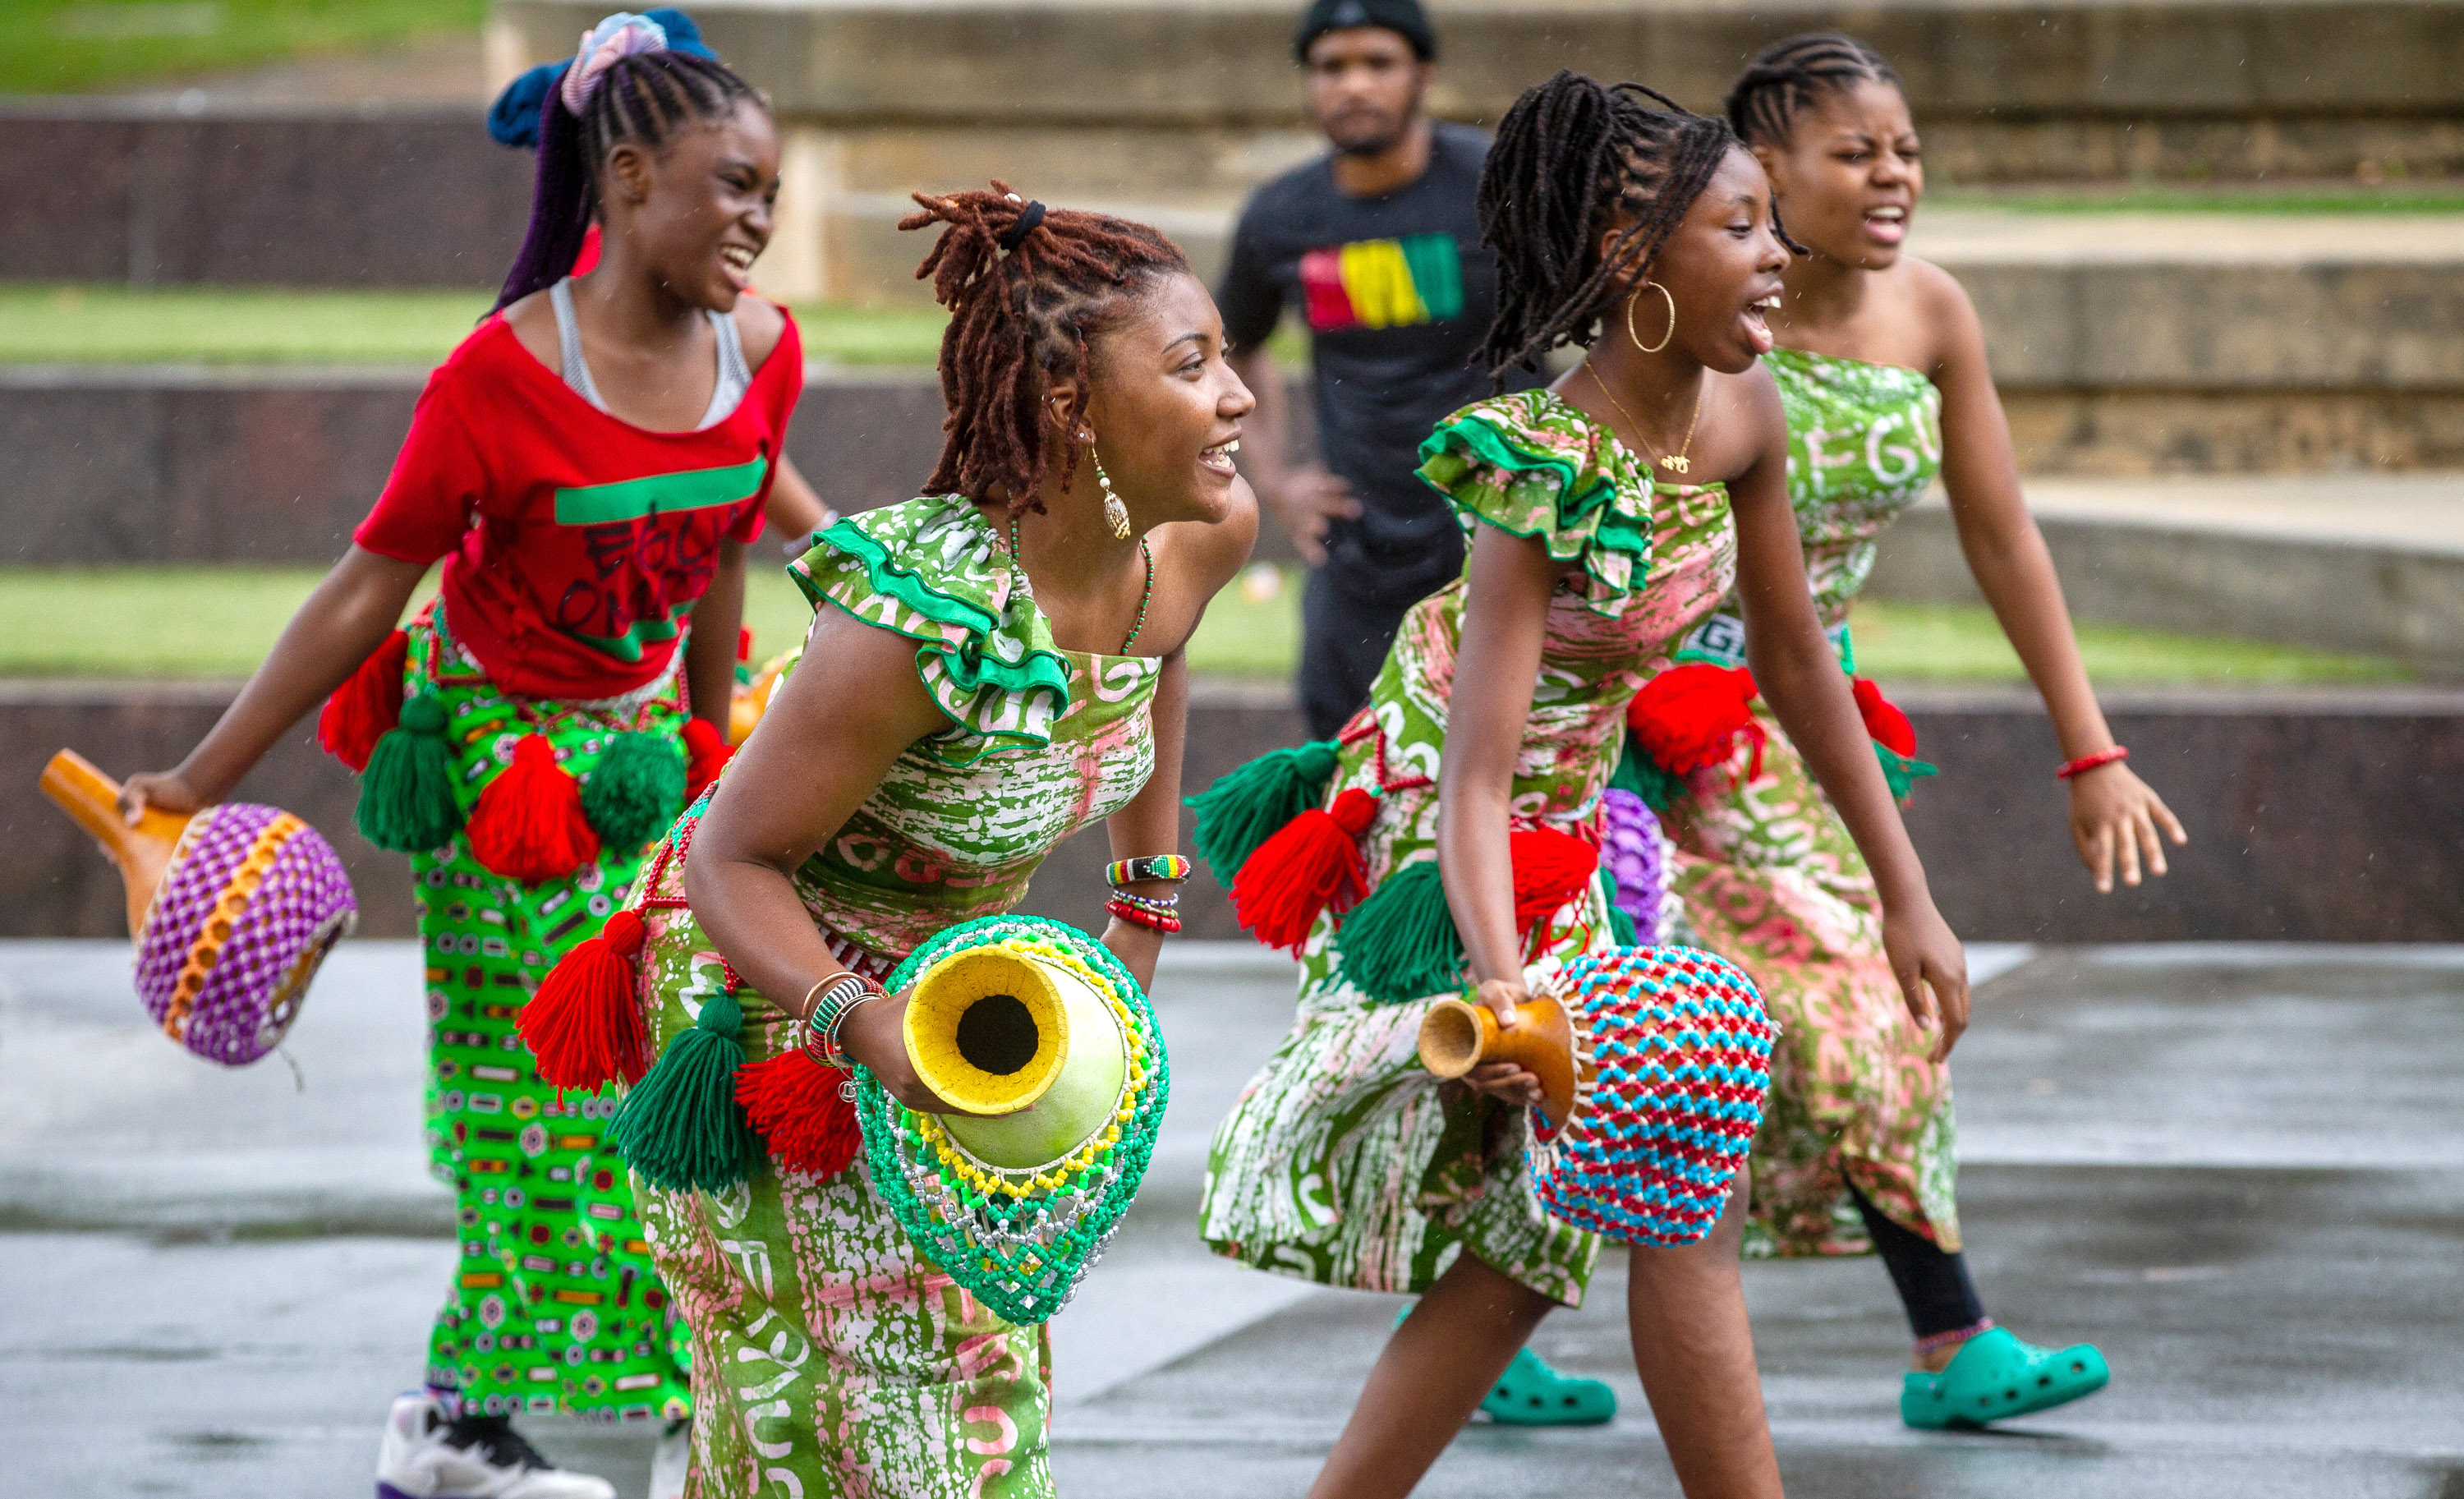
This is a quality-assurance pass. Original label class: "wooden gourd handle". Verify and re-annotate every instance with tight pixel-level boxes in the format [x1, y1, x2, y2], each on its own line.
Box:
[1416, 995, 1578, 1131]
[38, 748, 193, 939]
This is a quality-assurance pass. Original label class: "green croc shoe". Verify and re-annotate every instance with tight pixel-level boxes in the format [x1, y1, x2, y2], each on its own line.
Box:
[1901, 1327, 2110, 1429]
[1480, 1344, 1618, 1427]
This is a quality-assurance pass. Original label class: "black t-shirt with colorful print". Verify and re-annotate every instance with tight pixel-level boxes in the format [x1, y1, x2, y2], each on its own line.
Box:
[1220, 122, 1536, 606]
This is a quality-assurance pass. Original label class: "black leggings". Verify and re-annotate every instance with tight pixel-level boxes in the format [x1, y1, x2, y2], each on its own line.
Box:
[1847, 1184, 1988, 1343]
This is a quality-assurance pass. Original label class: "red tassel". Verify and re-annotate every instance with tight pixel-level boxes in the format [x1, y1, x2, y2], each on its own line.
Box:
[518, 909, 653, 1089]
[683, 717, 733, 803]
[1851, 676, 1919, 758]
[318, 630, 409, 774]
[1510, 827, 1601, 936]
[1629, 664, 1767, 779]
[467, 734, 600, 885]
[736, 1047, 863, 1176]
[1230, 787, 1381, 953]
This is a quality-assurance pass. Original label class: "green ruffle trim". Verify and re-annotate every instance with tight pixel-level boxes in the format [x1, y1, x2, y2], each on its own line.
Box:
[794, 499, 1074, 759]
[1414, 398, 1657, 614]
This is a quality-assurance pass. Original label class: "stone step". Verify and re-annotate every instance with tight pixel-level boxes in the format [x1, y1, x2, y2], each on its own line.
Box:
[1867, 471, 2464, 674]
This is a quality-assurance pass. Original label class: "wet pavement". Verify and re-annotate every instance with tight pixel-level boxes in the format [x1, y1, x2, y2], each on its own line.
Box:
[3, 940, 2458, 1497]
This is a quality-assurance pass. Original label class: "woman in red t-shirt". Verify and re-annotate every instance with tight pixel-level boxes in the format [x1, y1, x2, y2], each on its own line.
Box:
[119, 18, 792, 1497]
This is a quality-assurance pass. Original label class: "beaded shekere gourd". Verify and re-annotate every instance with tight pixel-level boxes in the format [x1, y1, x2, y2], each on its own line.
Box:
[858, 913, 1170, 1325]
[1534, 946, 1776, 1248]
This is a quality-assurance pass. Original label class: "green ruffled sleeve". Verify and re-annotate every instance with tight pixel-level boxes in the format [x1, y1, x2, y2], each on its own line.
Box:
[1414, 389, 1659, 613]
[790, 495, 1072, 759]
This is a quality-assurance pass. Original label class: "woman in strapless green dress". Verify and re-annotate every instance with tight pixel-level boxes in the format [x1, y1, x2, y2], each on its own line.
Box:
[1650, 35, 2188, 1430]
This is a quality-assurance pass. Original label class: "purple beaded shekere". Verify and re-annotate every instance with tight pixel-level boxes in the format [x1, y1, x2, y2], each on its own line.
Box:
[133, 802, 357, 1066]
[1601, 788, 1673, 943]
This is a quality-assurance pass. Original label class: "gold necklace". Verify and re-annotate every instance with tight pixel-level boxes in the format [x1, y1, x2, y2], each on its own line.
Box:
[1584, 365, 1703, 475]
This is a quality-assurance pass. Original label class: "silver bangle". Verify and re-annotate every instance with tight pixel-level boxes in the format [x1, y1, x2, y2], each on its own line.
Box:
[802, 973, 872, 1064]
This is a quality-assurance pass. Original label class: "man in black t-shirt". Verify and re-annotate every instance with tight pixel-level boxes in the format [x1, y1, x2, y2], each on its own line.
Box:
[1220, 0, 1538, 739]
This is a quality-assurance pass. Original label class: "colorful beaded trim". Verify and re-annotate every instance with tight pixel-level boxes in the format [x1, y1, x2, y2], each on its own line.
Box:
[856, 913, 1170, 1325]
[1104, 897, 1182, 934]
[1105, 854, 1190, 886]
[159, 810, 307, 1044]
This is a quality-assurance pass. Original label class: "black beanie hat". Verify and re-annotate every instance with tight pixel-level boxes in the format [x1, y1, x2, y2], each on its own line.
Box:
[1293, 0, 1438, 63]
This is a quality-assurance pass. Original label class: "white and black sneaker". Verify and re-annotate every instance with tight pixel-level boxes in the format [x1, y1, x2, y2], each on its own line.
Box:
[375, 1391, 617, 1499]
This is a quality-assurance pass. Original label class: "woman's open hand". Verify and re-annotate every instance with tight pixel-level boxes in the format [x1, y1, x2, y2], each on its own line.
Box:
[1881, 899, 1971, 1064]
[2067, 761, 2187, 894]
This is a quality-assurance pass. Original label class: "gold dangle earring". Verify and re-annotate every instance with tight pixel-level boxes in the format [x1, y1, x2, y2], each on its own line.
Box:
[1627, 281, 1676, 355]
[1087, 435, 1131, 540]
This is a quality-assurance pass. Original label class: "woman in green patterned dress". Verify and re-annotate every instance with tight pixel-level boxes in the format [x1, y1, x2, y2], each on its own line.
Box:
[627, 188, 1254, 1496]
[1644, 34, 2188, 1427]
[1202, 75, 1971, 1498]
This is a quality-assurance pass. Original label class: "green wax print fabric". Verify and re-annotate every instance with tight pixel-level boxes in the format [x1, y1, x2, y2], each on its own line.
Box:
[1656, 350, 1961, 1258]
[786, 496, 1160, 959]
[623, 497, 1162, 1494]
[1201, 390, 1738, 1308]
[403, 611, 692, 1421]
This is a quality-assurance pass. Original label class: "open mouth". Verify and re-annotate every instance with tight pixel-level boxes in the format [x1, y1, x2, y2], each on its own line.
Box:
[719, 242, 758, 287]
[1741, 294, 1779, 356]
[1864, 205, 1908, 246]
[1199, 438, 1241, 476]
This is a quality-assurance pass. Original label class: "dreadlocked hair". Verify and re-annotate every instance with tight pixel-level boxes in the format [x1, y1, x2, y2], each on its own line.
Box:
[495, 49, 766, 311]
[901, 183, 1190, 517]
[1725, 32, 1902, 148]
[1475, 71, 1745, 382]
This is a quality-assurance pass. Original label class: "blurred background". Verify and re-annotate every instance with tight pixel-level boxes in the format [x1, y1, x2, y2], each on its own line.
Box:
[2, 7, 2462, 1499]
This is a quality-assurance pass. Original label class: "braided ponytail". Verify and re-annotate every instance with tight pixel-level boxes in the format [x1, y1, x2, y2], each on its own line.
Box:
[1474, 71, 1745, 381]
[901, 183, 1190, 516]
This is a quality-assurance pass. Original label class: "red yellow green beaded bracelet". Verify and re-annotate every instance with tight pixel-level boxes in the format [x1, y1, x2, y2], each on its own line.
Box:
[1106, 854, 1190, 886]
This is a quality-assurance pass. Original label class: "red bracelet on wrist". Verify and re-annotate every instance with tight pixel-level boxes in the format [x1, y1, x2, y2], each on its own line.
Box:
[1106, 897, 1182, 934]
[2056, 746, 2129, 780]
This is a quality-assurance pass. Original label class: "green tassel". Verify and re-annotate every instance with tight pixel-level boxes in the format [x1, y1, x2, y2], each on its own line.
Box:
[1604, 871, 1640, 948]
[581, 730, 687, 853]
[1873, 743, 1939, 802]
[1187, 739, 1343, 887]
[1608, 732, 1688, 812]
[610, 991, 763, 1193]
[1335, 860, 1466, 1005]
[356, 694, 464, 853]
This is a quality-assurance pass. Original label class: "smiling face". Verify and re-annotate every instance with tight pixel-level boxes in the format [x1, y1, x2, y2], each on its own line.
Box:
[1614, 147, 1793, 373]
[600, 100, 782, 311]
[1303, 28, 1431, 157]
[1752, 79, 1922, 270]
[1072, 272, 1256, 526]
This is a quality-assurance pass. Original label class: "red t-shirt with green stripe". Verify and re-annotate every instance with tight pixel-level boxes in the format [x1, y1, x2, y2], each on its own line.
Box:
[356, 310, 799, 701]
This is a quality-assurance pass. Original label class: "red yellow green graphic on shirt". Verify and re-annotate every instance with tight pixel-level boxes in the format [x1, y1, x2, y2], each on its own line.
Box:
[1302, 234, 1464, 332]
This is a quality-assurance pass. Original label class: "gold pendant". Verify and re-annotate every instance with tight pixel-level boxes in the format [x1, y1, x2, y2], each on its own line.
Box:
[1659, 454, 1689, 474]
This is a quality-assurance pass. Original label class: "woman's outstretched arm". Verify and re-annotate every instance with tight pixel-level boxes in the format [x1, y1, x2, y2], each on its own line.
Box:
[119, 545, 429, 821]
[1730, 375, 1972, 1060]
[682, 605, 956, 1109]
[1924, 266, 2187, 891]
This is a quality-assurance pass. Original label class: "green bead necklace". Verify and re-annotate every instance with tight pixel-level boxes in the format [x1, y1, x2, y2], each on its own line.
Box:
[1010, 514, 1155, 655]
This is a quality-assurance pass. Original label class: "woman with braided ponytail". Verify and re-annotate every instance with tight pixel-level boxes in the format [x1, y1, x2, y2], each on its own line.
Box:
[117, 15, 801, 1495]
[614, 184, 1253, 1494]
[1201, 70, 1969, 1497]
[1649, 30, 2178, 1428]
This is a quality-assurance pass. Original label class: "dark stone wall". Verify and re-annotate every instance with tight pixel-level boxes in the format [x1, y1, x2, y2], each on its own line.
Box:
[0, 108, 529, 287]
[9, 684, 2460, 945]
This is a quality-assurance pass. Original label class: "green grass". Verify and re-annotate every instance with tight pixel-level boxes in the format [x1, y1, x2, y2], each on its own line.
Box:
[1930, 183, 2464, 215]
[11, 1, 480, 95]
[0, 563, 2409, 687]
[0, 283, 957, 366]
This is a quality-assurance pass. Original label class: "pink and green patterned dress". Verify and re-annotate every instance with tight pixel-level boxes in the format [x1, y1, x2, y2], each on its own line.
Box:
[1201, 389, 1736, 1305]
[1656, 347, 1957, 1258]
[627, 494, 1161, 1497]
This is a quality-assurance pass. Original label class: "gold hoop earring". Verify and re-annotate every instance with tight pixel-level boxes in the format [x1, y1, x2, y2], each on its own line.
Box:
[1626, 282, 1676, 355]
[1091, 446, 1131, 540]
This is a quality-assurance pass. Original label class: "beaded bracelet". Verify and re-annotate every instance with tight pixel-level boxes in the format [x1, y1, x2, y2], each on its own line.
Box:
[1106, 854, 1191, 887]
[801, 972, 885, 1067]
[1106, 896, 1183, 934]
[1106, 888, 1180, 917]
[2056, 746, 2130, 780]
